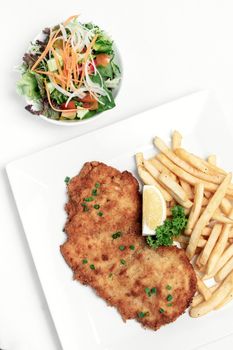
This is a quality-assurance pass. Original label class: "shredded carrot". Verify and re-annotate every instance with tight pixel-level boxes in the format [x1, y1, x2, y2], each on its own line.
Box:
[31, 29, 60, 71]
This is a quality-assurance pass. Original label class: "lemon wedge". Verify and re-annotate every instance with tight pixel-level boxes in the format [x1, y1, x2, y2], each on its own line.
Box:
[142, 185, 166, 236]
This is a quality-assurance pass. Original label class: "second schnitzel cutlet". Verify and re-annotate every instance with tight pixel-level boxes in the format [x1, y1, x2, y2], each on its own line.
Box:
[61, 161, 197, 330]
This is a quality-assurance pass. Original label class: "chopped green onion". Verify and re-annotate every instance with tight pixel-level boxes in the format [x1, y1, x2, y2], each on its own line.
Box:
[166, 285, 172, 290]
[81, 203, 89, 212]
[84, 197, 94, 202]
[129, 245, 135, 250]
[82, 259, 88, 264]
[90, 264, 95, 270]
[137, 311, 148, 318]
[119, 245, 125, 251]
[167, 294, 173, 302]
[64, 176, 70, 184]
[159, 308, 165, 314]
[120, 259, 126, 265]
[95, 182, 100, 188]
[93, 204, 100, 209]
[92, 189, 98, 196]
[112, 231, 121, 239]
[167, 303, 173, 307]
[145, 287, 151, 297]
[97, 211, 103, 216]
[150, 287, 157, 295]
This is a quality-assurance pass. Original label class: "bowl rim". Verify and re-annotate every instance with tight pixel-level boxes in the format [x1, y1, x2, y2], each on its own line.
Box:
[24, 24, 123, 127]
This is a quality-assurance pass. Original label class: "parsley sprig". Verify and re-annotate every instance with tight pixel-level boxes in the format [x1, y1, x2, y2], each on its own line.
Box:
[146, 205, 187, 249]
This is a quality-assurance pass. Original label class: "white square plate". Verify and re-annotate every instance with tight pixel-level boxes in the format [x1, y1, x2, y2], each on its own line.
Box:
[6, 91, 233, 350]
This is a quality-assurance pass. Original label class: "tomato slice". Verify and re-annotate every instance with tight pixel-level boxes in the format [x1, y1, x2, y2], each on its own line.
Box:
[60, 101, 76, 110]
[80, 94, 98, 110]
[95, 54, 111, 67]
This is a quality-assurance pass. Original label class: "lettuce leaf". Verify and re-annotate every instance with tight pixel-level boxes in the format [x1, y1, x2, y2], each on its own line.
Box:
[16, 71, 40, 100]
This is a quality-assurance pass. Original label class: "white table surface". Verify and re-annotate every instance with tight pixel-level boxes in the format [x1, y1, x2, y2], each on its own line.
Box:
[1, 1, 233, 349]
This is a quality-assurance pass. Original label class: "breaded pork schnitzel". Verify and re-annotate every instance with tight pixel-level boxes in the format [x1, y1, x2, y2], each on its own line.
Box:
[61, 162, 196, 330]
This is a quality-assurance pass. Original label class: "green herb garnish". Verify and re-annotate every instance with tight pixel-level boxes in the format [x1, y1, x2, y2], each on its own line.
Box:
[119, 245, 125, 251]
[151, 287, 157, 295]
[167, 294, 173, 302]
[120, 259, 126, 265]
[95, 182, 100, 188]
[84, 197, 94, 202]
[90, 264, 95, 270]
[137, 311, 148, 318]
[82, 259, 88, 264]
[93, 204, 100, 209]
[97, 211, 103, 217]
[129, 245, 135, 250]
[92, 189, 98, 196]
[64, 176, 70, 184]
[159, 308, 165, 314]
[166, 285, 172, 290]
[167, 303, 173, 307]
[145, 287, 151, 297]
[112, 231, 122, 239]
[145, 287, 157, 297]
[146, 205, 187, 249]
[81, 203, 89, 212]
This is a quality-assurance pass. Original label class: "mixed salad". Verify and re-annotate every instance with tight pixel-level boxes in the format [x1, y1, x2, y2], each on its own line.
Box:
[16, 15, 121, 121]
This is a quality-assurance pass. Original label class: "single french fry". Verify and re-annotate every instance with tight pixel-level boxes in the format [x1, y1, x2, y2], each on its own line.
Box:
[180, 179, 194, 199]
[172, 130, 182, 150]
[190, 270, 233, 317]
[185, 183, 204, 235]
[156, 153, 233, 197]
[212, 213, 233, 224]
[159, 172, 188, 202]
[143, 159, 160, 179]
[196, 275, 212, 301]
[175, 148, 209, 173]
[215, 288, 233, 309]
[208, 155, 216, 165]
[207, 208, 233, 274]
[174, 235, 206, 248]
[158, 173, 193, 208]
[154, 137, 224, 184]
[137, 165, 172, 202]
[192, 284, 219, 307]
[220, 197, 232, 216]
[175, 147, 226, 175]
[186, 174, 232, 259]
[150, 158, 177, 181]
[135, 152, 144, 167]
[199, 224, 222, 266]
[215, 255, 233, 282]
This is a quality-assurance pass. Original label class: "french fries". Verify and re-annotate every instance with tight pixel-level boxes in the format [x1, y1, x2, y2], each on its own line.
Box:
[186, 173, 232, 259]
[207, 207, 233, 274]
[154, 137, 223, 184]
[190, 270, 233, 317]
[135, 130, 233, 318]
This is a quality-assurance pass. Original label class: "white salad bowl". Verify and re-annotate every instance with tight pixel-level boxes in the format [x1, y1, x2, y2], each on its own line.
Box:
[25, 30, 123, 127]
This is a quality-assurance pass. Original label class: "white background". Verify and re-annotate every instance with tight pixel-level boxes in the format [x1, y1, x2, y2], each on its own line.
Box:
[1, 1, 233, 349]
